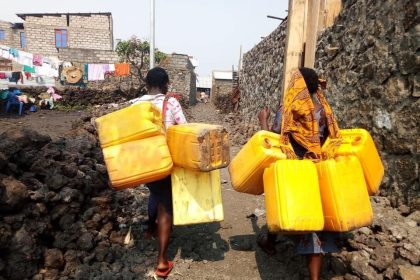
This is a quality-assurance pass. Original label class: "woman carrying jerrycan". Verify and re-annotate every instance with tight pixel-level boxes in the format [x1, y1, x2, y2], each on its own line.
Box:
[258, 67, 342, 280]
[134, 67, 187, 277]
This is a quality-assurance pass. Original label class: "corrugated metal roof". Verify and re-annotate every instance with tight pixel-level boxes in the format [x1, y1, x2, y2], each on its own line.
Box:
[213, 70, 232, 80]
[196, 76, 212, 88]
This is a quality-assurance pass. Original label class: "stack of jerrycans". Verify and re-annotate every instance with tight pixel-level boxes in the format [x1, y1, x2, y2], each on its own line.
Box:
[166, 123, 230, 226]
[95, 102, 173, 189]
[229, 130, 324, 233]
[316, 128, 384, 231]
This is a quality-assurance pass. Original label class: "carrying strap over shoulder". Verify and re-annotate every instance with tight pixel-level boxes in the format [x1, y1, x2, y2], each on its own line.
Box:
[161, 92, 179, 130]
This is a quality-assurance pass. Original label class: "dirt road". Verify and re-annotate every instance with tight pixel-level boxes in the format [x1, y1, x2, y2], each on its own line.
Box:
[165, 103, 329, 280]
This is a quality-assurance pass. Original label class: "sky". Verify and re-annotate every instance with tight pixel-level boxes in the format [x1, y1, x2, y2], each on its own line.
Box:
[0, 0, 288, 77]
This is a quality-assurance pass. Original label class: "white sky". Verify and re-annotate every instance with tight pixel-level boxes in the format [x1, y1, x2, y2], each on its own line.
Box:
[0, 0, 288, 77]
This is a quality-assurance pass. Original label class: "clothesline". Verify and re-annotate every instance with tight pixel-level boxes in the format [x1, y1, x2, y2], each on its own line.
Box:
[0, 44, 131, 83]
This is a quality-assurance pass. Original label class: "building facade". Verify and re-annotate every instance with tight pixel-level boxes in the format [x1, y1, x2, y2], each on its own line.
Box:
[159, 53, 197, 105]
[0, 13, 117, 63]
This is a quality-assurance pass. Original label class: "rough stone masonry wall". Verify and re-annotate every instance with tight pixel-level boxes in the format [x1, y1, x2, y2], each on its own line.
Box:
[315, 0, 419, 210]
[239, 22, 286, 124]
[24, 14, 113, 57]
[238, 0, 419, 211]
[212, 79, 235, 113]
[159, 54, 197, 105]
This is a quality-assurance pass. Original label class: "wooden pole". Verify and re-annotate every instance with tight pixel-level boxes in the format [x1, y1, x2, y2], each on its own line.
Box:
[281, 0, 307, 100]
[318, 0, 342, 32]
[304, 0, 321, 68]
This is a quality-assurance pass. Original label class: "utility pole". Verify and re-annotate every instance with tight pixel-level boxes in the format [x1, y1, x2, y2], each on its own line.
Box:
[150, 0, 155, 69]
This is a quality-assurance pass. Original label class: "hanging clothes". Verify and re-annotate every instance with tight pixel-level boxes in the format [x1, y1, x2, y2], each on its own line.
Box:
[0, 46, 11, 59]
[84, 64, 89, 81]
[9, 72, 22, 83]
[23, 65, 36, 73]
[9, 48, 19, 58]
[17, 51, 33, 67]
[33, 54, 43, 66]
[115, 63, 130, 76]
[88, 64, 108, 81]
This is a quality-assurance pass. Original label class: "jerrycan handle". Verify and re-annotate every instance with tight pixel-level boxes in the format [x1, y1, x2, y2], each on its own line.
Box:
[262, 138, 272, 149]
[262, 137, 293, 159]
[352, 136, 362, 145]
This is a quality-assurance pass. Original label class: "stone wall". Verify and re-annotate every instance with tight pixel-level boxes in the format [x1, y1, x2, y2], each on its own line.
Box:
[58, 48, 118, 64]
[212, 78, 234, 113]
[159, 54, 197, 105]
[23, 14, 113, 57]
[315, 0, 419, 210]
[239, 22, 286, 123]
[238, 0, 419, 210]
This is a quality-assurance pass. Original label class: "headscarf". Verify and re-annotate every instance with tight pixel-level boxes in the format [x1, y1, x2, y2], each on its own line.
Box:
[280, 70, 340, 159]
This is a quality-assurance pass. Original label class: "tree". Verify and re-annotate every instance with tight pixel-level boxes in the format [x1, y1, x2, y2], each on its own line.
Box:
[116, 36, 167, 84]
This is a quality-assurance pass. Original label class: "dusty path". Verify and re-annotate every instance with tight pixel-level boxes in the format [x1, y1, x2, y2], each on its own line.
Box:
[0, 110, 82, 140]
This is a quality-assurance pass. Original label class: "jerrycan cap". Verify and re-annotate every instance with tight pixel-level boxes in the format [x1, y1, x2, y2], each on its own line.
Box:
[262, 138, 272, 149]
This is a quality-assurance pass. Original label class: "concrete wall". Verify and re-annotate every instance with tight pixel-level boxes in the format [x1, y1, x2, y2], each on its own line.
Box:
[23, 14, 113, 57]
[238, 0, 419, 210]
[58, 48, 118, 64]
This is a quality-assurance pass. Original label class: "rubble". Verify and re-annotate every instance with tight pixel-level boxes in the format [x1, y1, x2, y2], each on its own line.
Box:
[0, 101, 419, 279]
[0, 127, 152, 280]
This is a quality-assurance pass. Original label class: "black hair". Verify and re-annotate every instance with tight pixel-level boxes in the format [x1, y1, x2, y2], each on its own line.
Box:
[145, 67, 169, 93]
[299, 67, 319, 94]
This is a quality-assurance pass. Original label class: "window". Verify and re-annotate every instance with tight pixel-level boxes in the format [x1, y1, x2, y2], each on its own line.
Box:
[20, 32, 26, 48]
[55, 29, 68, 48]
[0, 30, 5, 41]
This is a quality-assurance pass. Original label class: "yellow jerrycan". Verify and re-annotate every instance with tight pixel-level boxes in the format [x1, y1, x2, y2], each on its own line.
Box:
[166, 123, 230, 171]
[263, 160, 324, 233]
[228, 131, 287, 195]
[102, 135, 173, 189]
[322, 128, 384, 195]
[171, 167, 224, 225]
[316, 155, 373, 232]
[95, 102, 163, 148]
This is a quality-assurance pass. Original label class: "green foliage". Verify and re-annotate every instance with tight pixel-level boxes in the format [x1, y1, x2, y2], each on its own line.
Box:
[115, 36, 167, 83]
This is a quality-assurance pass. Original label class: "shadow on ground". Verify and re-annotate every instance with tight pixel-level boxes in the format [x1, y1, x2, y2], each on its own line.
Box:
[228, 217, 345, 280]
[169, 222, 229, 262]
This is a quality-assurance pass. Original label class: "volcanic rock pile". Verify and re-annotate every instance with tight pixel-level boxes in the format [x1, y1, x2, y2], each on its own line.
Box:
[0, 126, 154, 280]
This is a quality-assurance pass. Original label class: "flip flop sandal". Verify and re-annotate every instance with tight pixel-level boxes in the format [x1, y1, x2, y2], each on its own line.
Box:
[155, 261, 174, 278]
[257, 235, 277, 255]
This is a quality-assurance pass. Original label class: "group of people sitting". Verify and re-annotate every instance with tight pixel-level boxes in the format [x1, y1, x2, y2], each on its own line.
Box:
[2, 86, 62, 113]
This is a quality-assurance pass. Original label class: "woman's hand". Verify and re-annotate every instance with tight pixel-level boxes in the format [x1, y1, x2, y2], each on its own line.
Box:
[258, 106, 270, 130]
